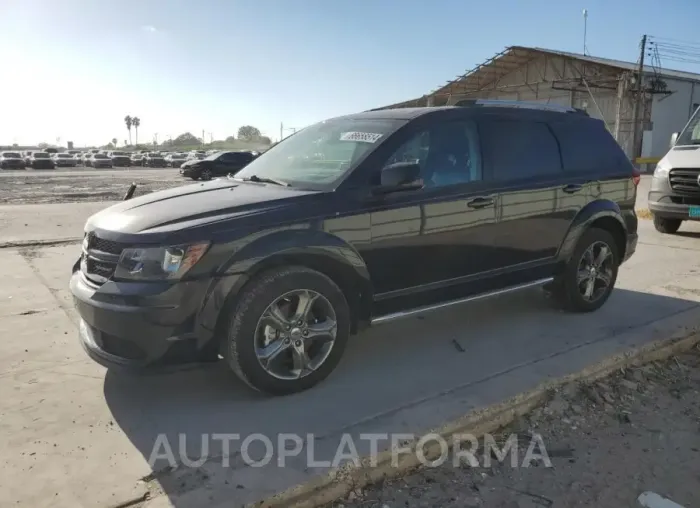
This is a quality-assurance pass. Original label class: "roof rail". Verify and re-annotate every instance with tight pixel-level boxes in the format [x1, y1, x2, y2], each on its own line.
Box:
[454, 99, 588, 115]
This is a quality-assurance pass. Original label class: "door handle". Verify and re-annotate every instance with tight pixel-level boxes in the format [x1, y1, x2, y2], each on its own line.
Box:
[467, 197, 494, 209]
[562, 184, 583, 194]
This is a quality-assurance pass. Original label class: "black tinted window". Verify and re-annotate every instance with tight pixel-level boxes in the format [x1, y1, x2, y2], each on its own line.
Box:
[384, 120, 482, 188]
[549, 119, 629, 172]
[480, 119, 561, 180]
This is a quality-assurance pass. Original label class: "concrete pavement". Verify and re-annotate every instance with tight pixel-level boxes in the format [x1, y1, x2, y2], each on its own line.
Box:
[2, 218, 700, 507]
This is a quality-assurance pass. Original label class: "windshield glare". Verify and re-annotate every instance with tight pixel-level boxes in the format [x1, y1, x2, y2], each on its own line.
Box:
[234, 118, 402, 188]
[677, 107, 700, 145]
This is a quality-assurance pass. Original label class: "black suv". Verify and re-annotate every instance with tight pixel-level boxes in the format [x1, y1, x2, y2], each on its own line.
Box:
[70, 100, 638, 395]
[179, 150, 257, 180]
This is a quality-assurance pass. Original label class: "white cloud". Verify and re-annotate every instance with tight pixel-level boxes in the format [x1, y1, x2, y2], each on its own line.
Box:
[141, 25, 157, 33]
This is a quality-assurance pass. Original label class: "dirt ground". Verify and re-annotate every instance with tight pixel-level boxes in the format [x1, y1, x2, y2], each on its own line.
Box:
[334, 347, 700, 508]
[0, 170, 187, 204]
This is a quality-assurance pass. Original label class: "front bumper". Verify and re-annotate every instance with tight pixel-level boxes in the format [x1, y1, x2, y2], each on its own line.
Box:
[92, 163, 113, 168]
[0, 161, 25, 169]
[648, 172, 700, 220]
[70, 269, 239, 370]
[31, 162, 55, 169]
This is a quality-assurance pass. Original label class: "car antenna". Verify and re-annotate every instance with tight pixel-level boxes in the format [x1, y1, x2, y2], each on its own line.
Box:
[123, 183, 137, 200]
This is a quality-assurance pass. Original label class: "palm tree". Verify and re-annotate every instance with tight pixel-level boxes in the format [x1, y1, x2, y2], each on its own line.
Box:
[132, 117, 141, 146]
[124, 116, 133, 145]
[111, 138, 118, 147]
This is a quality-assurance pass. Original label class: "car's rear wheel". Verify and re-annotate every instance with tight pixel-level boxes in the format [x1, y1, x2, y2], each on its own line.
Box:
[221, 266, 350, 395]
[547, 228, 619, 313]
[653, 215, 682, 234]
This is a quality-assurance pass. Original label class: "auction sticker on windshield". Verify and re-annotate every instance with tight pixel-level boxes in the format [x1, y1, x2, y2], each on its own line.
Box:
[339, 131, 383, 143]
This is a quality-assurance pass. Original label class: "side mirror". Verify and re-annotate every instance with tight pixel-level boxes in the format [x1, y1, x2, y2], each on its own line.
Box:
[373, 162, 423, 195]
[670, 132, 679, 148]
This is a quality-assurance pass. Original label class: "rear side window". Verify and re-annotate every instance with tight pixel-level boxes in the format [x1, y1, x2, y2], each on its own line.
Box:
[549, 119, 630, 173]
[479, 119, 561, 180]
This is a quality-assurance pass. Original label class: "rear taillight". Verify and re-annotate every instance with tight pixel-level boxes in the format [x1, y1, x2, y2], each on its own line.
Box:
[632, 168, 640, 186]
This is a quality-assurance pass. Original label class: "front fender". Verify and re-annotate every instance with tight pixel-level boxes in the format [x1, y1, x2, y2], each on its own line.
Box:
[556, 199, 627, 264]
[194, 227, 373, 345]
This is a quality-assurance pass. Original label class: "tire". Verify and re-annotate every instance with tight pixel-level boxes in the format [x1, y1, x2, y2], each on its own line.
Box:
[221, 266, 350, 395]
[201, 168, 212, 180]
[548, 228, 619, 313]
[653, 215, 682, 234]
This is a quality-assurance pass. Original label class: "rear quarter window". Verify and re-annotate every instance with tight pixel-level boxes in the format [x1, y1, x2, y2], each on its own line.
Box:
[549, 118, 631, 173]
[479, 119, 562, 180]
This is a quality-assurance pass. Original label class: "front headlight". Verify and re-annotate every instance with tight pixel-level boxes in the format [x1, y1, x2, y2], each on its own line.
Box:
[114, 242, 209, 281]
[653, 160, 671, 179]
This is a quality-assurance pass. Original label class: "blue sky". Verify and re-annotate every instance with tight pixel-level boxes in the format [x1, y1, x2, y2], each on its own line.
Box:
[2, 0, 699, 146]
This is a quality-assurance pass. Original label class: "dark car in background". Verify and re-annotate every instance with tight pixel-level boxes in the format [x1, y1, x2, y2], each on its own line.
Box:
[109, 151, 132, 167]
[28, 152, 55, 169]
[0, 151, 26, 169]
[166, 153, 188, 168]
[179, 150, 257, 180]
[143, 152, 167, 168]
[89, 153, 113, 169]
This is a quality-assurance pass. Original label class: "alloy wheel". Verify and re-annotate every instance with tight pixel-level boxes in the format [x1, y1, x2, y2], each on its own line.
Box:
[254, 289, 337, 380]
[576, 241, 614, 302]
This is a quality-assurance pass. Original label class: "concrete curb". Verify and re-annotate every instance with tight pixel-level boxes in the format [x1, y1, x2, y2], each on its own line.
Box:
[254, 329, 700, 508]
[0, 238, 82, 250]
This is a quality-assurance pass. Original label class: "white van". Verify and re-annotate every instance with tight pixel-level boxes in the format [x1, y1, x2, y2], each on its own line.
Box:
[648, 106, 700, 233]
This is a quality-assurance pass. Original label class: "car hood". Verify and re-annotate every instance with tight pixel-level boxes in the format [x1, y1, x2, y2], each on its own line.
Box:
[180, 159, 200, 167]
[659, 145, 700, 168]
[86, 178, 319, 236]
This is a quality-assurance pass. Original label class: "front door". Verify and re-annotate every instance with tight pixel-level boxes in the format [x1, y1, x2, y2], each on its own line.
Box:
[358, 119, 499, 299]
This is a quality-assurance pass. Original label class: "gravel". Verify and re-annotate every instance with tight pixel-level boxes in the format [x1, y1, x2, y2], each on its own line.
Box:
[332, 347, 700, 508]
[0, 169, 188, 204]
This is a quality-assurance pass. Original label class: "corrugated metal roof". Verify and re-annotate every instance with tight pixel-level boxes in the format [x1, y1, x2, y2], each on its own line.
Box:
[525, 46, 700, 82]
[376, 45, 700, 110]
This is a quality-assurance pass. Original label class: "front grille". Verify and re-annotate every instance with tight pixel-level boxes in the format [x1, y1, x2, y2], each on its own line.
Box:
[83, 233, 129, 285]
[86, 258, 116, 279]
[87, 233, 124, 255]
[669, 168, 700, 194]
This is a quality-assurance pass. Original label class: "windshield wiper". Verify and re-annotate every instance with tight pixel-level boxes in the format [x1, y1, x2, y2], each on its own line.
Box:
[235, 174, 290, 187]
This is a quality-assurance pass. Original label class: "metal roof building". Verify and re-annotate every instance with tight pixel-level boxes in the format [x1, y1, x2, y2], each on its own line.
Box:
[377, 46, 700, 162]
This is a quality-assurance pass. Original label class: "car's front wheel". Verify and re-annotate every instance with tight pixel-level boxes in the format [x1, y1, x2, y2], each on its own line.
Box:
[221, 266, 350, 395]
[547, 228, 619, 313]
[201, 168, 212, 180]
[653, 215, 682, 234]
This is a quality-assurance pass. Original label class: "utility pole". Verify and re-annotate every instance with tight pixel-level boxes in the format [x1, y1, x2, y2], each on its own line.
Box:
[582, 9, 588, 55]
[280, 122, 284, 142]
[630, 34, 647, 166]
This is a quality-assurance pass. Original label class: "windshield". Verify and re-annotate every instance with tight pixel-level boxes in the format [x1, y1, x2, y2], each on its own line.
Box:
[148, 153, 161, 157]
[2, 152, 20, 158]
[204, 151, 225, 161]
[57, 154, 72, 158]
[34, 152, 50, 158]
[677, 106, 700, 145]
[234, 118, 402, 188]
[94, 154, 108, 159]
[112, 151, 127, 156]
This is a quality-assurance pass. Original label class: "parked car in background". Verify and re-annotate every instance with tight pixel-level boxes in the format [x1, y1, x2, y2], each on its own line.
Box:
[90, 153, 113, 168]
[44, 147, 59, 155]
[109, 151, 132, 167]
[179, 150, 257, 180]
[23, 151, 35, 165]
[28, 152, 55, 169]
[52, 153, 78, 168]
[0, 151, 26, 169]
[649, 104, 700, 234]
[165, 153, 187, 168]
[142, 152, 167, 168]
[130, 153, 145, 166]
[80, 153, 92, 165]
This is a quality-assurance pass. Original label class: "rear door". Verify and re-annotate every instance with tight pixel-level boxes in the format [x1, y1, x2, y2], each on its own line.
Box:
[477, 114, 571, 270]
